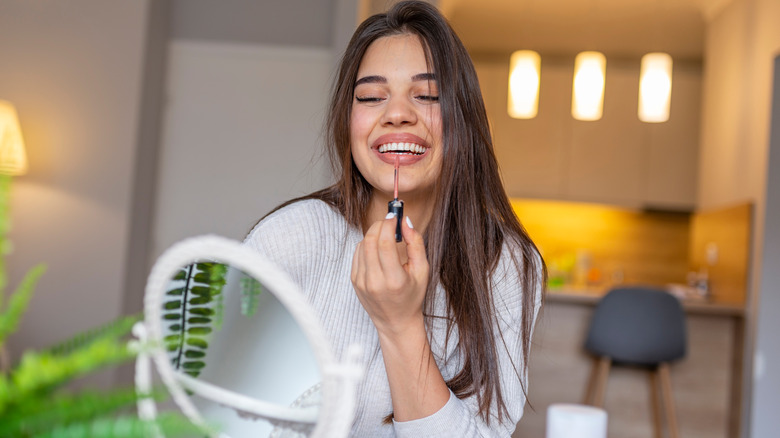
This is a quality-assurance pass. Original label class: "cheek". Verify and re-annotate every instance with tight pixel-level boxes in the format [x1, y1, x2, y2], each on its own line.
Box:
[350, 108, 372, 142]
[426, 108, 443, 142]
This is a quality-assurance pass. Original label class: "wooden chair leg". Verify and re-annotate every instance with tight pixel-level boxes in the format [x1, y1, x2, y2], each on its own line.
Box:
[583, 356, 600, 405]
[658, 362, 680, 438]
[649, 369, 664, 438]
[591, 357, 611, 408]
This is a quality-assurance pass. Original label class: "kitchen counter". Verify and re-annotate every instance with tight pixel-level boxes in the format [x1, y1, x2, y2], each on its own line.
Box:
[513, 286, 745, 438]
[547, 286, 745, 317]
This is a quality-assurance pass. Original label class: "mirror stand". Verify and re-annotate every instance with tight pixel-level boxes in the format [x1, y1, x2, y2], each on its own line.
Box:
[132, 235, 364, 438]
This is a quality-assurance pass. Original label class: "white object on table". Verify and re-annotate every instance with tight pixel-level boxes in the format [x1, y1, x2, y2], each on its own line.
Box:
[546, 403, 607, 438]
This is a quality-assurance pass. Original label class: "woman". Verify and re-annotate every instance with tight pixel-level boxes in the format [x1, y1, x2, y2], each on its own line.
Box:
[245, 1, 545, 436]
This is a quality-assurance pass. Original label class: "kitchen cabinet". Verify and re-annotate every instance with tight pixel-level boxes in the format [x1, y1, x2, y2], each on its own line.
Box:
[474, 55, 701, 210]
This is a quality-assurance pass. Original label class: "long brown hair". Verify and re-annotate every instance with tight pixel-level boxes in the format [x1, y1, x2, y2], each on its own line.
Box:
[264, 0, 545, 424]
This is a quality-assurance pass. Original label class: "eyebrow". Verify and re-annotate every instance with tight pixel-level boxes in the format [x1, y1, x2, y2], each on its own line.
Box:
[354, 72, 437, 87]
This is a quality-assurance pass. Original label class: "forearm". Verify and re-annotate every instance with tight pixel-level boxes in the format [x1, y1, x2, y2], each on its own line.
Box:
[377, 318, 450, 422]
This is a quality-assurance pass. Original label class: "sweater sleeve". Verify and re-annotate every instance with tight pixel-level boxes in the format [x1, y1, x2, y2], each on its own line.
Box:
[393, 245, 544, 438]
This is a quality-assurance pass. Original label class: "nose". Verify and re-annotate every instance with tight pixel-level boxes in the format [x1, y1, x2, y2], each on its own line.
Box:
[380, 96, 417, 127]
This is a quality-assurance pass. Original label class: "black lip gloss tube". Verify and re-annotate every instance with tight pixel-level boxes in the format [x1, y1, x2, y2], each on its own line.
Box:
[388, 199, 404, 242]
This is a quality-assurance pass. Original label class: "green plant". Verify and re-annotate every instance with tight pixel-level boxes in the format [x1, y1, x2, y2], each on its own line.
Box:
[163, 262, 265, 379]
[163, 262, 228, 378]
[0, 175, 207, 437]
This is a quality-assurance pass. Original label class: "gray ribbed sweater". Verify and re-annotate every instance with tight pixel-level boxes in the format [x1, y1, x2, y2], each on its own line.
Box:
[244, 199, 542, 437]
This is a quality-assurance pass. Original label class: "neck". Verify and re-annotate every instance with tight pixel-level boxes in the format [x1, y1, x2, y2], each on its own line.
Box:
[364, 189, 435, 235]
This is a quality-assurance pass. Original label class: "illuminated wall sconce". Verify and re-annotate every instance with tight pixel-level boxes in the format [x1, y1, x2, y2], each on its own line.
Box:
[508, 50, 541, 119]
[572, 51, 606, 121]
[638, 52, 673, 123]
[0, 100, 29, 176]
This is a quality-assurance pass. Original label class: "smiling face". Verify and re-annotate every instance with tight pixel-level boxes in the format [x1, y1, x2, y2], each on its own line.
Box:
[350, 33, 443, 204]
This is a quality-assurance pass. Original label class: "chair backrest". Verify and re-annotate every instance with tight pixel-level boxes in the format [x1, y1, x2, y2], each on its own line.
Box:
[584, 287, 687, 366]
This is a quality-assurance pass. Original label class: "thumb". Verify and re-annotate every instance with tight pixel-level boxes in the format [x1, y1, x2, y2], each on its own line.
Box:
[401, 216, 427, 269]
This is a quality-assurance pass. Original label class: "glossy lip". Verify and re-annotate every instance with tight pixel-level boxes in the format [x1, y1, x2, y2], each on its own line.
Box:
[371, 133, 430, 165]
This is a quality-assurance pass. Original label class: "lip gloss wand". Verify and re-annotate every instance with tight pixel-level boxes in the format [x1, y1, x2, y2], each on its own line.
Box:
[388, 155, 404, 242]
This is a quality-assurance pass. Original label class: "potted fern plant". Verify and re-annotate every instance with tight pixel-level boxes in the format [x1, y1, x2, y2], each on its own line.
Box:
[0, 174, 205, 437]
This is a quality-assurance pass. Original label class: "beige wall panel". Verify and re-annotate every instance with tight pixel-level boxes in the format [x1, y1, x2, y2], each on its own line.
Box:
[0, 1, 150, 378]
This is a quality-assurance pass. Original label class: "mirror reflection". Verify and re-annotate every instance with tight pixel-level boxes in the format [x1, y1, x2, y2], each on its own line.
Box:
[160, 261, 320, 437]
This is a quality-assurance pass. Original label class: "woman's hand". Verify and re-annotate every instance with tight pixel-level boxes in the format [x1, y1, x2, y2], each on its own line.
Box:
[351, 214, 429, 338]
[352, 213, 450, 421]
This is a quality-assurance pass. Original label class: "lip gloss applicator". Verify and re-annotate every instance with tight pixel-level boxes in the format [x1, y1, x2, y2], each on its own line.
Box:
[388, 155, 404, 242]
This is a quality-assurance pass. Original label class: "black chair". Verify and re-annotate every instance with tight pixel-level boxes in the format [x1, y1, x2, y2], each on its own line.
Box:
[582, 287, 687, 438]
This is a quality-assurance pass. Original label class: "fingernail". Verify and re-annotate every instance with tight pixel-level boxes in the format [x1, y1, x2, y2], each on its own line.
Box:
[405, 216, 413, 229]
[385, 212, 396, 219]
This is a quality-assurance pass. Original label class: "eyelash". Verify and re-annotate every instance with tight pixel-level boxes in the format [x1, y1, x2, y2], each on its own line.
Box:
[354, 95, 439, 103]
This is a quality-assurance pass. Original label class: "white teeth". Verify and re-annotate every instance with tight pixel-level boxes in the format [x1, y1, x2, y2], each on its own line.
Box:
[378, 142, 426, 154]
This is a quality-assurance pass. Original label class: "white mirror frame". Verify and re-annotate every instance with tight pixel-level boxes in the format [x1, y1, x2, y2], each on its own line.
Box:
[134, 235, 364, 438]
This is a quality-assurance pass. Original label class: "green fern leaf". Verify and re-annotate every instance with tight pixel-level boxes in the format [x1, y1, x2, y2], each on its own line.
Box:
[189, 286, 210, 296]
[183, 350, 204, 359]
[239, 275, 263, 317]
[187, 308, 213, 316]
[32, 412, 210, 438]
[166, 287, 185, 296]
[185, 338, 208, 349]
[213, 292, 224, 332]
[181, 361, 205, 370]
[188, 296, 211, 306]
[186, 327, 211, 335]
[0, 388, 165, 436]
[43, 314, 140, 358]
[186, 317, 210, 324]
[163, 301, 181, 310]
[0, 265, 47, 347]
[0, 337, 135, 415]
[163, 262, 228, 380]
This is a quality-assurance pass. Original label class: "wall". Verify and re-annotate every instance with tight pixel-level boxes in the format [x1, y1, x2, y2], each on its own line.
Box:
[699, 0, 780, 435]
[149, 0, 359, 259]
[511, 199, 691, 287]
[151, 41, 333, 257]
[0, 0, 360, 388]
[0, 0, 154, 384]
[751, 54, 780, 438]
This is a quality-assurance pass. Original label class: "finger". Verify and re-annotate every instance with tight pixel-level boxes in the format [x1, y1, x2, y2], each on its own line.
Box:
[402, 215, 428, 273]
[377, 213, 403, 275]
[361, 220, 385, 285]
[351, 242, 361, 286]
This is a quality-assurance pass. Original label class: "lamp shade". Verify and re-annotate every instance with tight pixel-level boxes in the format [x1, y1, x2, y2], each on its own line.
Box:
[0, 100, 28, 175]
[508, 50, 541, 119]
[572, 51, 606, 121]
[638, 53, 673, 123]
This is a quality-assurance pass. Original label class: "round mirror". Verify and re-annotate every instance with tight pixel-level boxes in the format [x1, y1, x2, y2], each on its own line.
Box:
[139, 235, 363, 438]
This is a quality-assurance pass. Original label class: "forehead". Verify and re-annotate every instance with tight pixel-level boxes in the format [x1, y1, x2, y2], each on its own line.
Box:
[356, 34, 430, 77]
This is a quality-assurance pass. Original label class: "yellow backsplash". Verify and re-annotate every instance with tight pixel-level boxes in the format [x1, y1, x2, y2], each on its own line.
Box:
[511, 199, 691, 288]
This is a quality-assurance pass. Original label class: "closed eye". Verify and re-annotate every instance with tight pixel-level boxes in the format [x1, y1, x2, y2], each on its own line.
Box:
[417, 95, 439, 102]
[355, 96, 383, 103]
